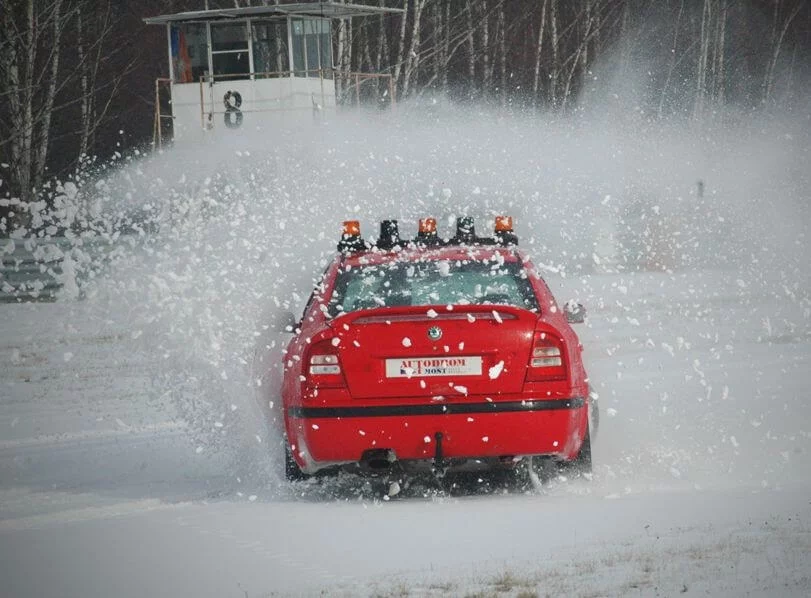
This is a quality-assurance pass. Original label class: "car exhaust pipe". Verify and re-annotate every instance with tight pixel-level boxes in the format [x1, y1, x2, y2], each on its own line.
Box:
[360, 448, 397, 471]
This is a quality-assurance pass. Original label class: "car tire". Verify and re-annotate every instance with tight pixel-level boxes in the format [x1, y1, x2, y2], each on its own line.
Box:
[568, 426, 592, 477]
[284, 440, 309, 481]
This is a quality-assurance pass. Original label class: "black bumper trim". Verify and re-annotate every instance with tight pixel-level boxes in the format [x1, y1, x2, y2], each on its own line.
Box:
[289, 397, 585, 419]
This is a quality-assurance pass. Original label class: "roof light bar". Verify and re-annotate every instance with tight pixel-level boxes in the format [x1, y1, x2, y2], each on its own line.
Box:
[338, 215, 518, 253]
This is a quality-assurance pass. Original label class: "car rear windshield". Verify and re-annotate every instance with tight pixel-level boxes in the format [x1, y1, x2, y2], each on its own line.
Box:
[327, 258, 539, 316]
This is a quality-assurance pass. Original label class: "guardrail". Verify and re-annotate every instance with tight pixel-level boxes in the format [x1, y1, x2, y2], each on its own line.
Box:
[0, 236, 115, 303]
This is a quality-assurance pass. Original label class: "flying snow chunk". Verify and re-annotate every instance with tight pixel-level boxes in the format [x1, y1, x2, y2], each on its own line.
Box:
[441, 188, 452, 199]
[63, 352, 74, 363]
[492, 311, 503, 323]
[426, 309, 438, 318]
[424, 436, 431, 443]
[453, 385, 468, 395]
[482, 436, 489, 443]
[402, 337, 412, 347]
[606, 408, 618, 417]
[489, 360, 505, 379]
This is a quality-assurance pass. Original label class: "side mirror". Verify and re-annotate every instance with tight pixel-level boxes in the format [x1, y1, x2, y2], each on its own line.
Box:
[275, 311, 299, 333]
[564, 300, 586, 324]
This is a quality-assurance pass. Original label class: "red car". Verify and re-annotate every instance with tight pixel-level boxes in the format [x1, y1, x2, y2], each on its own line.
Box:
[275, 216, 595, 483]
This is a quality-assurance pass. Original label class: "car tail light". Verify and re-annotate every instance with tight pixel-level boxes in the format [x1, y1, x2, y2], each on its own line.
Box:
[305, 339, 346, 388]
[526, 332, 566, 381]
[309, 354, 340, 375]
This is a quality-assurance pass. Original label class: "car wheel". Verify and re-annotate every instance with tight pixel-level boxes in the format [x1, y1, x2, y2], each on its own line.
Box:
[284, 440, 309, 481]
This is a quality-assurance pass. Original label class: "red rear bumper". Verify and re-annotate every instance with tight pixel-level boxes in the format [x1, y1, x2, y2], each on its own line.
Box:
[285, 396, 588, 473]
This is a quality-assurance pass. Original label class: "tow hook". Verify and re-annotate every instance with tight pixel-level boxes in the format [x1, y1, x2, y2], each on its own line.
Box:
[432, 431, 446, 477]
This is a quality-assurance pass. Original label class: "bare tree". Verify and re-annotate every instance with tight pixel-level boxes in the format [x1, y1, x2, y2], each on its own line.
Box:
[762, 0, 803, 105]
[0, 0, 66, 210]
[549, 0, 560, 107]
[402, 0, 429, 98]
[531, 0, 549, 108]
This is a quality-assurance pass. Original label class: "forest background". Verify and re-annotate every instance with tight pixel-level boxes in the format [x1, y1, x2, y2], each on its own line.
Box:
[1, 0, 809, 227]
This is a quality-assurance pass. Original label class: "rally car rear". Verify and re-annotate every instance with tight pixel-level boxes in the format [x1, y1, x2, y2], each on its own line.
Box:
[278, 217, 593, 480]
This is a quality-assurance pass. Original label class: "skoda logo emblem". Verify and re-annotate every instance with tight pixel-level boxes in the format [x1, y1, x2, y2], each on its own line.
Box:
[427, 326, 442, 341]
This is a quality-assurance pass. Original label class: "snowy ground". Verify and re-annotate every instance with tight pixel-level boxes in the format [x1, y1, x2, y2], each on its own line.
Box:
[1, 112, 810, 597]
[1, 267, 809, 597]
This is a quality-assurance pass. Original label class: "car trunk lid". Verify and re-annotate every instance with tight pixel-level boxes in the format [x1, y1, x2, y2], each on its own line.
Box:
[330, 305, 537, 399]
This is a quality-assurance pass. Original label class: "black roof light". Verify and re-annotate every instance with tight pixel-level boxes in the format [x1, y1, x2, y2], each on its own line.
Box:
[377, 219, 400, 250]
[453, 216, 477, 244]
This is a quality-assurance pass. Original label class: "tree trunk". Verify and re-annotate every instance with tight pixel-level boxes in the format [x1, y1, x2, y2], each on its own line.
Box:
[77, 5, 91, 158]
[466, 0, 477, 99]
[392, 0, 409, 99]
[532, 0, 548, 108]
[441, 2, 450, 94]
[336, 15, 347, 99]
[763, 0, 802, 105]
[580, 0, 592, 96]
[715, 0, 726, 107]
[658, 0, 684, 118]
[481, 0, 490, 98]
[694, 0, 712, 121]
[549, 0, 559, 107]
[33, 0, 64, 193]
[497, 3, 506, 107]
[402, 0, 427, 98]
[21, 0, 36, 203]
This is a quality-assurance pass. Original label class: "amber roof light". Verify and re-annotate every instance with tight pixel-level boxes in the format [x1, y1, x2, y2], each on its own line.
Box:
[495, 215, 513, 232]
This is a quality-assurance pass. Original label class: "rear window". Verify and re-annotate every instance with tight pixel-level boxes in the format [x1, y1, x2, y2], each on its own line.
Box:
[328, 258, 539, 316]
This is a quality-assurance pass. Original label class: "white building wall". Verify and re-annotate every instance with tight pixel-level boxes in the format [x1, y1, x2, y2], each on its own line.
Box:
[170, 77, 336, 144]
